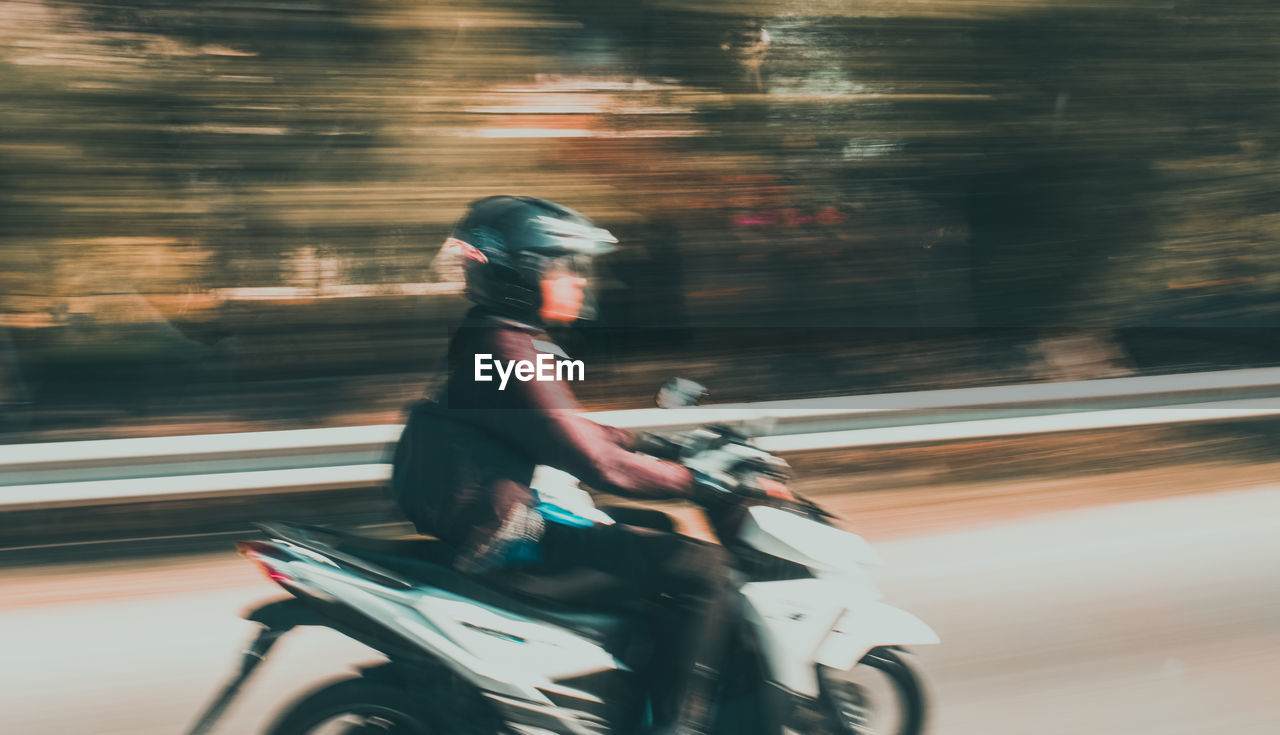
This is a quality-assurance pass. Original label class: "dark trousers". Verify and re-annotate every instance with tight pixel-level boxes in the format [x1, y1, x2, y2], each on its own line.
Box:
[523, 521, 736, 731]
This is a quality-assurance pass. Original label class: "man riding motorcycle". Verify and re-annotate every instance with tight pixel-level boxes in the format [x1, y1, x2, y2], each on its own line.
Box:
[392, 195, 758, 735]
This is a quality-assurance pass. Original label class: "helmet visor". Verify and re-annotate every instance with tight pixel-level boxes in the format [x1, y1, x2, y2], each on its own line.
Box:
[532, 215, 618, 256]
[544, 253, 595, 280]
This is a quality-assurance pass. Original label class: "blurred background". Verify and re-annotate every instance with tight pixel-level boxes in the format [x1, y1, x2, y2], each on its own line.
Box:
[3, 0, 1279, 440]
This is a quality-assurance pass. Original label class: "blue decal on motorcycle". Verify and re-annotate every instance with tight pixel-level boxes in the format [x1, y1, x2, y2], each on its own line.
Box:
[536, 502, 598, 528]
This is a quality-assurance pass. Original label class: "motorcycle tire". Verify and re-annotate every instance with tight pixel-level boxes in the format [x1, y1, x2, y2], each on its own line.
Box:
[822, 646, 929, 735]
[264, 676, 437, 735]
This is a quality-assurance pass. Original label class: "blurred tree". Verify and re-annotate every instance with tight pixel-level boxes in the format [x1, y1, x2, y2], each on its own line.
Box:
[2, 0, 1279, 435]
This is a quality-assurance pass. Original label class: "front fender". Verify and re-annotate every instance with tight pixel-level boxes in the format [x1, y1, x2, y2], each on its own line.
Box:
[814, 602, 939, 672]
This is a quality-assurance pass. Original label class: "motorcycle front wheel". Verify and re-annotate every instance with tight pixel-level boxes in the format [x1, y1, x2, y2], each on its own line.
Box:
[818, 647, 929, 735]
[265, 677, 437, 735]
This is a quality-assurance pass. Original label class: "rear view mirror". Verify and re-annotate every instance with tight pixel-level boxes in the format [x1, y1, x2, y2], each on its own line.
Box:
[655, 378, 707, 409]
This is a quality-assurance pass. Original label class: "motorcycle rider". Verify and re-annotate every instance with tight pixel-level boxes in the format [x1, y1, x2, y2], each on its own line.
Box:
[392, 195, 754, 735]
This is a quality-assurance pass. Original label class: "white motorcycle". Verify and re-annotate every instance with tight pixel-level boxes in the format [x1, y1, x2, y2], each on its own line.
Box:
[186, 381, 938, 735]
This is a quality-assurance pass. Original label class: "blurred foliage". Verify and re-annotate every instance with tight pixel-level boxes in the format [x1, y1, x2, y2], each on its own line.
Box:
[2, 0, 1279, 434]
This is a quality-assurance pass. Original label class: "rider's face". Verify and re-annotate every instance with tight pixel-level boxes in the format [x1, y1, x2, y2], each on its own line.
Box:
[539, 262, 588, 324]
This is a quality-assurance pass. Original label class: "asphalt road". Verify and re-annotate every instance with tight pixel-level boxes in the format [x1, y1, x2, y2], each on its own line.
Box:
[1, 485, 1278, 735]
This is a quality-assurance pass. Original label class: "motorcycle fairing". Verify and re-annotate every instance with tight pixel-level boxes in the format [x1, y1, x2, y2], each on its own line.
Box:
[737, 505, 881, 575]
[814, 602, 940, 672]
[738, 578, 850, 697]
[246, 534, 633, 709]
[734, 506, 938, 697]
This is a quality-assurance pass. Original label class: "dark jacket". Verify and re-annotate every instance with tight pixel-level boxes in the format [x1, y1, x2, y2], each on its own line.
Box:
[392, 309, 694, 557]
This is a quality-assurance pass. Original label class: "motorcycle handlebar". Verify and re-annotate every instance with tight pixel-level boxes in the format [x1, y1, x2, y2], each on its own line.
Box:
[666, 426, 835, 519]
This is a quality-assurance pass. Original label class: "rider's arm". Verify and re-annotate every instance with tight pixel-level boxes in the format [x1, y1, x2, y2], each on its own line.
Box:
[593, 425, 682, 460]
[629, 431, 687, 461]
[481, 329, 696, 501]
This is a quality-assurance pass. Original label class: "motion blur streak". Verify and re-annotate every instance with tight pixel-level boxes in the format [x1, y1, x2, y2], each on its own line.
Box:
[3, 1, 1280, 440]
[1, 483, 1277, 735]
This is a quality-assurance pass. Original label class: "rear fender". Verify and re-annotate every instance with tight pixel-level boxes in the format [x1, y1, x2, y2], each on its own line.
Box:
[814, 602, 939, 672]
[245, 597, 331, 631]
[244, 595, 442, 674]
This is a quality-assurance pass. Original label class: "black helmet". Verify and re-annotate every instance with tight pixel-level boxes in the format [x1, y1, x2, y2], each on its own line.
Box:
[444, 196, 618, 321]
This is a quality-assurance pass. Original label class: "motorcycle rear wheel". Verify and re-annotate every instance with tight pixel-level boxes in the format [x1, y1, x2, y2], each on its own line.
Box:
[265, 677, 437, 735]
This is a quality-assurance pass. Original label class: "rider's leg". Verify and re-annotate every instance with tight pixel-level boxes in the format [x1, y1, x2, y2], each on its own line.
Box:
[536, 523, 736, 735]
[641, 536, 735, 735]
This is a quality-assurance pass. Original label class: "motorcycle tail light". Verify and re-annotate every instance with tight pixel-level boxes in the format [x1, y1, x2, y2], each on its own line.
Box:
[237, 541, 294, 585]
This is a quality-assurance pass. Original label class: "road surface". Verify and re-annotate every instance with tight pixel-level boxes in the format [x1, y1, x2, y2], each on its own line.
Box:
[1, 485, 1278, 735]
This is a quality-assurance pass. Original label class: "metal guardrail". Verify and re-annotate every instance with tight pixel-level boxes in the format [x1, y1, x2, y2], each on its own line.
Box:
[3, 367, 1280, 511]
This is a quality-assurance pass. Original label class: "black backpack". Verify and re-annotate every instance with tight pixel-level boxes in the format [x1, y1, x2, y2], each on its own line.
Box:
[389, 399, 445, 535]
